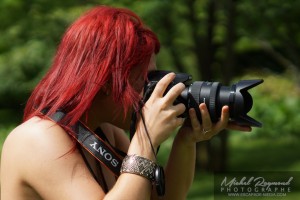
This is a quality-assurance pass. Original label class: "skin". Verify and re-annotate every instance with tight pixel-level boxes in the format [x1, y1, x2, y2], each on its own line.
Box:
[0, 55, 251, 200]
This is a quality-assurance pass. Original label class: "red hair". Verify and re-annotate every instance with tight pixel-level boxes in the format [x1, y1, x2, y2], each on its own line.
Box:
[24, 6, 160, 126]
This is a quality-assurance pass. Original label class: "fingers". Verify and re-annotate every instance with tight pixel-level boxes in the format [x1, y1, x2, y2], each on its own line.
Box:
[189, 108, 201, 131]
[175, 117, 185, 127]
[189, 104, 229, 136]
[214, 105, 230, 131]
[227, 123, 252, 132]
[163, 82, 185, 104]
[151, 73, 175, 98]
[172, 103, 186, 116]
[188, 104, 212, 133]
[150, 73, 185, 105]
[198, 104, 251, 134]
[182, 104, 253, 143]
[199, 103, 213, 131]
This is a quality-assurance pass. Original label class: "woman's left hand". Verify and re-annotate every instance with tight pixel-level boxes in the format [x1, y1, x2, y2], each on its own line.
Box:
[177, 103, 252, 144]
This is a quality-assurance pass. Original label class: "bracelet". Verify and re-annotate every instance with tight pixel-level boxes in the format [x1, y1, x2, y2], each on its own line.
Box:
[120, 154, 157, 182]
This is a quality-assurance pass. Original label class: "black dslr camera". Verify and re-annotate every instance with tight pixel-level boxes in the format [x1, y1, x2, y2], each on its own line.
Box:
[143, 70, 264, 127]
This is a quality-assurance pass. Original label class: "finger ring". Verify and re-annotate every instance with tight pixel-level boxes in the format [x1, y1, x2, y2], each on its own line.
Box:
[202, 128, 211, 135]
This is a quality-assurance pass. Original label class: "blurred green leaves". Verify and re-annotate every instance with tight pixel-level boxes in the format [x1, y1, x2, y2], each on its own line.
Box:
[238, 73, 300, 138]
[0, 0, 92, 113]
[0, 0, 299, 138]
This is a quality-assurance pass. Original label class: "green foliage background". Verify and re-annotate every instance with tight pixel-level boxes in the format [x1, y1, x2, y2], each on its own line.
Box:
[0, 0, 300, 199]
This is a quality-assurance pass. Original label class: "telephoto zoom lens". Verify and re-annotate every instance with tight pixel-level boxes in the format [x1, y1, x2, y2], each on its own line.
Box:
[145, 70, 264, 127]
[181, 79, 263, 127]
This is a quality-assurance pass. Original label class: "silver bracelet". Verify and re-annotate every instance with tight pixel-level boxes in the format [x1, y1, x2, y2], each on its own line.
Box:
[120, 154, 157, 182]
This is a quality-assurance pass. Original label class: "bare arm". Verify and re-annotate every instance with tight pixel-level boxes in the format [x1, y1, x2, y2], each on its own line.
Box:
[1, 117, 162, 200]
[160, 104, 252, 200]
[163, 136, 196, 200]
[0, 73, 188, 200]
[106, 73, 187, 199]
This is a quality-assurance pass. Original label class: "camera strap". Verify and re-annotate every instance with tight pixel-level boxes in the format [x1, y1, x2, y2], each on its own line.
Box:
[46, 109, 164, 196]
[45, 110, 125, 177]
[130, 110, 165, 197]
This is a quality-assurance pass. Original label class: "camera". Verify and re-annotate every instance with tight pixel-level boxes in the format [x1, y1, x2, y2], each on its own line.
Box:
[143, 70, 264, 127]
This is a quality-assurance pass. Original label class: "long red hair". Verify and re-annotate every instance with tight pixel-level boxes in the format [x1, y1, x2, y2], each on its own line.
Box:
[24, 6, 160, 126]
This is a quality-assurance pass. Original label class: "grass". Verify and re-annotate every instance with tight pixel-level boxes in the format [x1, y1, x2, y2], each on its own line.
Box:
[228, 133, 300, 171]
[185, 133, 300, 200]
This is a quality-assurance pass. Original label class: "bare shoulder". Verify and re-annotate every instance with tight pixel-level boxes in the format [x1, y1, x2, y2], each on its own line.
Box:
[1, 117, 104, 200]
[2, 117, 76, 173]
[3, 117, 75, 156]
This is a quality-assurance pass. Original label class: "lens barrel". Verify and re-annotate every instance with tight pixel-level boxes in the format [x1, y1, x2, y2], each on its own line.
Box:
[145, 70, 263, 127]
[182, 79, 263, 127]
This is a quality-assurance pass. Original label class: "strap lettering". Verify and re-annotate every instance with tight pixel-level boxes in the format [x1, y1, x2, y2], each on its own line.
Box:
[45, 110, 125, 177]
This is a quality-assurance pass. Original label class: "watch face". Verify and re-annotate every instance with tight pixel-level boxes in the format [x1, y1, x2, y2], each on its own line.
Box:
[155, 166, 165, 197]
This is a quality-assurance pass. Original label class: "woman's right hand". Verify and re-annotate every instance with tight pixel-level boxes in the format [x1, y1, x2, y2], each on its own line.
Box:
[136, 72, 186, 150]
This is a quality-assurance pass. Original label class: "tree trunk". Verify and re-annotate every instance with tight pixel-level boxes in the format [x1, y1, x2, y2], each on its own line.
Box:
[185, 0, 217, 171]
[216, 0, 237, 172]
[187, 0, 237, 172]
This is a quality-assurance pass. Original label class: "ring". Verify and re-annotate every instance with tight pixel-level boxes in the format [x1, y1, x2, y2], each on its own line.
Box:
[202, 128, 211, 135]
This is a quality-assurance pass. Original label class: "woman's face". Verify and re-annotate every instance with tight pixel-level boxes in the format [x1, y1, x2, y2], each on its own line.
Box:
[109, 54, 156, 130]
[111, 54, 157, 130]
[87, 54, 157, 131]
[147, 53, 157, 72]
[130, 53, 157, 95]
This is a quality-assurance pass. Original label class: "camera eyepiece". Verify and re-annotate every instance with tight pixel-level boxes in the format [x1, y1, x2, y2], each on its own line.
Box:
[144, 70, 263, 127]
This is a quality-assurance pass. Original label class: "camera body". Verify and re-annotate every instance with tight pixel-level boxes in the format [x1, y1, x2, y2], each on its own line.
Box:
[143, 70, 264, 127]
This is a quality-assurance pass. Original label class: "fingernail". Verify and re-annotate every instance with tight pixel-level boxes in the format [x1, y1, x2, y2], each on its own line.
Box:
[189, 108, 194, 114]
[179, 82, 185, 89]
[200, 103, 206, 109]
[169, 72, 175, 78]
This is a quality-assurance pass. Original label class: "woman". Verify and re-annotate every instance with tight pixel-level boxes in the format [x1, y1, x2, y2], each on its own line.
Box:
[1, 6, 250, 200]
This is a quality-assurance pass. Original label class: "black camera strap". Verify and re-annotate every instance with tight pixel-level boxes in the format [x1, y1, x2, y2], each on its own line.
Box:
[46, 109, 164, 196]
[46, 110, 125, 177]
[130, 110, 165, 197]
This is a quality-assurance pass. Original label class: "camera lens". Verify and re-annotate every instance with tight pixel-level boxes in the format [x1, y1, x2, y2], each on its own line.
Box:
[145, 70, 263, 127]
[181, 80, 263, 127]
